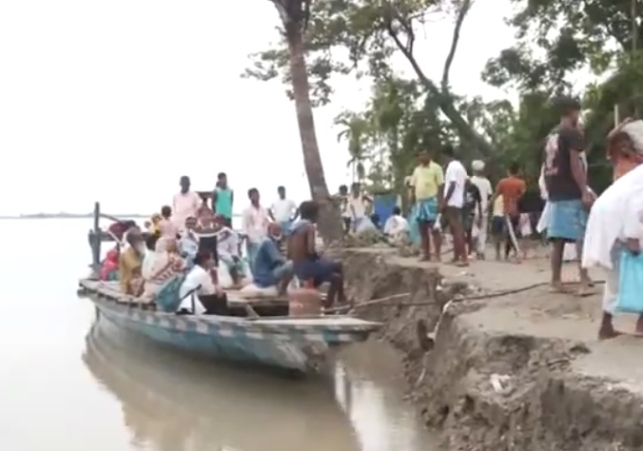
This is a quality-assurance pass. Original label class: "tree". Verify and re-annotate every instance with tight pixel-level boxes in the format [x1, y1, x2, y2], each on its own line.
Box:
[247, 0, 495, 156]
[335, 112, 370, 182]
[255, 0, 343, 241]
[482, 0, 643, 191]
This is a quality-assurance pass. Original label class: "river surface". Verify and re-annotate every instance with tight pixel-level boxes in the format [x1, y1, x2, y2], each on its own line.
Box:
[0, 218, 437, 451]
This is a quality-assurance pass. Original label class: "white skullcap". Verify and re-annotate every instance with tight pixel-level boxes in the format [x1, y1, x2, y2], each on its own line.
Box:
[471, 160, 485, 171]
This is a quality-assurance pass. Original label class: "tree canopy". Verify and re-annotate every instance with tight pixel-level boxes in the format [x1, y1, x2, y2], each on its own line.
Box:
[247, 0, 643, 198]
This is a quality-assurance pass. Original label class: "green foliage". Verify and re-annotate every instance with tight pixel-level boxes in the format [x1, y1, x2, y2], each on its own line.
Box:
[246, 0, 643, 196]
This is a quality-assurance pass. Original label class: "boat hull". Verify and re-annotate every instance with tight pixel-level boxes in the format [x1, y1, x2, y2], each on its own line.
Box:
[94, 302, 329, 372]
[79, 281, 379, 374]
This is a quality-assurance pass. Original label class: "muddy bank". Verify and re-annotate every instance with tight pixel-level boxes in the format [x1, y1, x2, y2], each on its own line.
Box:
[342, 248, 643, 451]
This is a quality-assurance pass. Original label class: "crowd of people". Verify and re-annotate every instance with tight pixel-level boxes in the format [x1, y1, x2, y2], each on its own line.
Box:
[100, 173, 347, 313]
[97, 96, 643, 337]
[402, 96, 643, 340]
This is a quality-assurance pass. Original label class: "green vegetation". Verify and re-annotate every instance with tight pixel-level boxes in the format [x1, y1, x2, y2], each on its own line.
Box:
[249, 0, 643, 232]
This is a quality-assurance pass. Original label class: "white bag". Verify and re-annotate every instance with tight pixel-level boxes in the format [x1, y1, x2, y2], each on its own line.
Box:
[217, 265, 234, 289]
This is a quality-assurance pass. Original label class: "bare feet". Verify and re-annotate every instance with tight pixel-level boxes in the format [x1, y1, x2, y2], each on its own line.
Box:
[549, 281, 569, 293]
[634, 316, 643, 336]
[599, 314, 622, 340]
[419, 255, 431, 262]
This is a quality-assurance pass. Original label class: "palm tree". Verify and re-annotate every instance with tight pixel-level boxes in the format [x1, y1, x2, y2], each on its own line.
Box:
[335, 113, 370, 182]
[267, 0, 343, 241]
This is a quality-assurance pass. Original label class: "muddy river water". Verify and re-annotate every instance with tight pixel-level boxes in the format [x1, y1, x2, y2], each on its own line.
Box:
[0, 219, 438, 451]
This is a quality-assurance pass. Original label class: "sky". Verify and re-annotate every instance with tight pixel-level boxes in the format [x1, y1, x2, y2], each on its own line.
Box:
[0, 0, 517, 216]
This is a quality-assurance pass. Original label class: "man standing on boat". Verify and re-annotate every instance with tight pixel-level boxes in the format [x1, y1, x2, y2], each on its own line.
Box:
[173, 176, 201, 234]
[242, 188, 270, 274]
[212, 172, 234, 228]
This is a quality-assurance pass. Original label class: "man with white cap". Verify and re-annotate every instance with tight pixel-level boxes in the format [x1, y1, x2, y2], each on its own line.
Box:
[470, 160, 492, 259]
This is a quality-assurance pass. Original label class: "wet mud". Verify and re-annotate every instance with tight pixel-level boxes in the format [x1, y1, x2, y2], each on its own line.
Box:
[342, 248, 643, 451]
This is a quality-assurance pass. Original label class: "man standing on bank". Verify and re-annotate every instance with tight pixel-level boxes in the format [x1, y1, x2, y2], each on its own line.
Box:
[442, 145, 469, 267]
[544, 97, 594, 293]
[409, 149, 444, 261]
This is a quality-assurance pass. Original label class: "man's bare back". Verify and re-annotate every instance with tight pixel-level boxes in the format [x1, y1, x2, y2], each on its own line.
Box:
[288, 223, 315, 263]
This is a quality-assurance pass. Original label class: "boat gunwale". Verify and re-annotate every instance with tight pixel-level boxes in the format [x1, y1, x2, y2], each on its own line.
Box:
[78, 279, 381, 334]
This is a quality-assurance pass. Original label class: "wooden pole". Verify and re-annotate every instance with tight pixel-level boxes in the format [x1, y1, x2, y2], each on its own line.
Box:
[91, 202, 101, 272]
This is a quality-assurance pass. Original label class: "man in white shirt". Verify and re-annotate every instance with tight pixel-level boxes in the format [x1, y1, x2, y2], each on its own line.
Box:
[242, 188, 271, 274]
[348, 182, 372, 232]
[383, 207, 409, 243]
[470, 160, 493, 258]
[442, 145, 469, 266]
[178, 250, 219, 314]
[269, 186, 298, 235]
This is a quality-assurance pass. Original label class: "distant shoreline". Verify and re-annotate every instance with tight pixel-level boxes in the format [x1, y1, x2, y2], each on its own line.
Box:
[0, 213, 243, 220]
[0, 214, 149, 220]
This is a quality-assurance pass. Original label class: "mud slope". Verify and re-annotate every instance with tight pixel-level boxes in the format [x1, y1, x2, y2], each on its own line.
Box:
[342, 248, 643, 451]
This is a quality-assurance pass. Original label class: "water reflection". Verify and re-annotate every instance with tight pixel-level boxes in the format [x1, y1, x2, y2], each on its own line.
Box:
[83, 315, 359, 451]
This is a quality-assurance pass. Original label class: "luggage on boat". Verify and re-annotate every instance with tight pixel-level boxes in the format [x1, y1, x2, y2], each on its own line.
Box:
[288, 281, 322, 317]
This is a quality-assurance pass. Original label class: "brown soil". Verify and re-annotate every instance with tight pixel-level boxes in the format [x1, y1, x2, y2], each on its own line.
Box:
[342, 248, 643, 451]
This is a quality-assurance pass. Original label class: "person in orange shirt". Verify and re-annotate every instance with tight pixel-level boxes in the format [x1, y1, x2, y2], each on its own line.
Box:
[492, 162, 526, 263]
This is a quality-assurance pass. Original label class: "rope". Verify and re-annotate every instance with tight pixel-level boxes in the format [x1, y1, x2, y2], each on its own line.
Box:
[329, 279, 606, 314]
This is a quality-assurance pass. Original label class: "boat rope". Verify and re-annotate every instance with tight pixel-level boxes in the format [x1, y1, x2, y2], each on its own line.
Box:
[328, 279, 606, 314]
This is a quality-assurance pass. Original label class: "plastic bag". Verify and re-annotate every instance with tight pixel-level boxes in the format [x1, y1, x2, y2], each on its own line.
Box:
[217, 265, 234, 289]
[616, 250, 643, 313]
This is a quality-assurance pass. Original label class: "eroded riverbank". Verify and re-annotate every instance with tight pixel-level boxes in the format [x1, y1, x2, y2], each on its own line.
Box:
[342, 248, 643, 451]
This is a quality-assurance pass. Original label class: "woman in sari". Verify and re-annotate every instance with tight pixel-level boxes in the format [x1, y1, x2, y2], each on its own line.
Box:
[100, 248, 120, 281]
[119, 230, 146, 295]
[141, 237, 186, 303]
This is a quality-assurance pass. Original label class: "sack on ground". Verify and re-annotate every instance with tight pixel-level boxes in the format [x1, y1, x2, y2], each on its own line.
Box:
[239, 283, 279, 299]
[616, 251, 643, 313]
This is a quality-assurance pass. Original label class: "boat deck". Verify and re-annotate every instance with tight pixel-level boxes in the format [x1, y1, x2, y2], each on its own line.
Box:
[79, 279, 290, 308]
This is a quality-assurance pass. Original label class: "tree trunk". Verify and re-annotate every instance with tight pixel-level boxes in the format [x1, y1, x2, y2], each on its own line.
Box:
[285, 22, 343, 242]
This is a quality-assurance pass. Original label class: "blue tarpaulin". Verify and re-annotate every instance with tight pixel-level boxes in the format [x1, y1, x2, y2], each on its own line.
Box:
[372, 192, 398, 229]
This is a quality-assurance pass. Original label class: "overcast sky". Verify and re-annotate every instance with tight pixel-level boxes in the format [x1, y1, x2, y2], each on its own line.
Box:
[0, 0, 516, 215]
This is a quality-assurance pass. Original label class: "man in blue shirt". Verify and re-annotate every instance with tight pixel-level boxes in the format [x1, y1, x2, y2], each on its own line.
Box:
[252, 223, 293, 294]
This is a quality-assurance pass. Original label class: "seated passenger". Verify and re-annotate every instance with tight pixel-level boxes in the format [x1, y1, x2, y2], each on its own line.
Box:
[100, 247, 120, 281]
[289, 201, 346, 308]
[119, 230, 146, 296]
[179, 216, 200, 266]
[141, 237, 186, 302]
[252, 223, 293, 294]
[213, 215, 245, 285]
[178, 250, 223, 314]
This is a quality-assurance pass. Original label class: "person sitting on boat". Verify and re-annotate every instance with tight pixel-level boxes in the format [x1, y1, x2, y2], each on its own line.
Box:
[213, 214, 246, 285]
[141, 237, 187, 303]
[179, 216, 200, 267]
[159, 205, 179, 239]
[119, 230, 146, 296]
[289, 201, 346, 308]
[147, 213, 162, 235]
[178, 250, 224, 314]
[252, 222, 293, 295]
[100, 247, 119, 281]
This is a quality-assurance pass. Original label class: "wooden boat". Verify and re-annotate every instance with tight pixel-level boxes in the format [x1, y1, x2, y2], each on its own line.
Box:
[78, 280, 379, 373]
[83, 317, 361, 451]
[80, 202, 381, 374]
